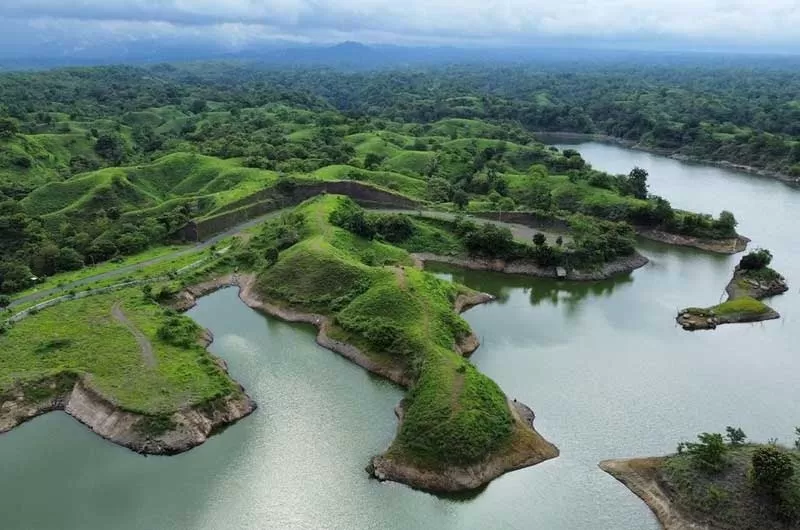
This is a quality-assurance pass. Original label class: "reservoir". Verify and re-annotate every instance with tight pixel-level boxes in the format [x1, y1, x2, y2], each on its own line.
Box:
[1, 142, 797, 529]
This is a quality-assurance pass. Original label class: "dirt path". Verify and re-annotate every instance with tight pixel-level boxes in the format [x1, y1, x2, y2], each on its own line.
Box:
[111, 302, 156, 368]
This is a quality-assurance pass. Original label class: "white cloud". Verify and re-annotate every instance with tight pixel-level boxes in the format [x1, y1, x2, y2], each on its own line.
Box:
[1, 0, 799, 51]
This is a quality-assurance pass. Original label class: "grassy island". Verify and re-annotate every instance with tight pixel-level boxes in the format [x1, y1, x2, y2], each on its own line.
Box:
[677, 249, 788, 330]
[601, 428, 800, 530]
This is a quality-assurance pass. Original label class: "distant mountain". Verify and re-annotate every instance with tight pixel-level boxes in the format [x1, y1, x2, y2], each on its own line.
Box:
[2, 39, 799, 72]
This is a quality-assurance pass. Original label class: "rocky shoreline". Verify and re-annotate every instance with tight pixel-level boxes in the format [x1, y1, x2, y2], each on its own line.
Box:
[412, 251, 649, 280]
[0, 375, 256, 455]
[599, 457, 696, 530]
[369, 399, 559, 492]
[535, 131, 800, 185]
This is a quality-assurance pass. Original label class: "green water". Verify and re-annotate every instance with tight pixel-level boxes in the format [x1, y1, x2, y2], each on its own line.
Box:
[1, 142, 798, 529]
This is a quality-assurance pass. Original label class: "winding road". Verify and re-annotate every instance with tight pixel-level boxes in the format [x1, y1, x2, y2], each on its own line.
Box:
[9, 207, 565, 310]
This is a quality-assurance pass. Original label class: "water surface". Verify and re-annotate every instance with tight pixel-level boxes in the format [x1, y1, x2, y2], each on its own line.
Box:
[1, 142, 797, 529]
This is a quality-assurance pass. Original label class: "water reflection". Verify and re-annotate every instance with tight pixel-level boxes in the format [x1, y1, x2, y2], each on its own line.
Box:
[427, 263, 633, 310]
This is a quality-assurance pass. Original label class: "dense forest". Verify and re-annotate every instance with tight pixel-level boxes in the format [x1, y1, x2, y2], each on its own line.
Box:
[2, 59, 784, 294]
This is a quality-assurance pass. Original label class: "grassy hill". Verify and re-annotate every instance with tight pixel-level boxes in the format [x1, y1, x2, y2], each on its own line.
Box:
[246, 195, 531, 469]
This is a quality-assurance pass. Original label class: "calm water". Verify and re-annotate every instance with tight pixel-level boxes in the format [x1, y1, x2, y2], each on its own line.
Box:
[1, 142, 798, 529]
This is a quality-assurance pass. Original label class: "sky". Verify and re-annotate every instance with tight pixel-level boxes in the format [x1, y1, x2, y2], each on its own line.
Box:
[0, 0, 799, 59]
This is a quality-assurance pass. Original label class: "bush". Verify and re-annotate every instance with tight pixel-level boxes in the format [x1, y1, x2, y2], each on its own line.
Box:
[373, 214, 414, 243]
[157, 315, 203, 348]
[679, 432, 728, 472]
[751, 446, 794, 495]
[739, 248, 773, 270]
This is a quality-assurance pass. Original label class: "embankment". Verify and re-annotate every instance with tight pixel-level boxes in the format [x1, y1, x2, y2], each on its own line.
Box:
[0, 375, 255, 455]
[412, 252, 649, 281]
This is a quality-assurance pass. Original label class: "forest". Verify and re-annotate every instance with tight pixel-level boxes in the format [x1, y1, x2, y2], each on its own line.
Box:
[2, 59, 785, 294]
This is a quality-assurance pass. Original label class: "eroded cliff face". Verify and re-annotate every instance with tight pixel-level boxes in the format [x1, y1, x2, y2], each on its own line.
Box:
[0, 376, 255, 455]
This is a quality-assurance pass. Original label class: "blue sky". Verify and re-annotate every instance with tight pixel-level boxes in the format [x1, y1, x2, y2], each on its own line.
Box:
[0, 0, 798, 56]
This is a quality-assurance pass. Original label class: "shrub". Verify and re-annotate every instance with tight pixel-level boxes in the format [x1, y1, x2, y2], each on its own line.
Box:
[751, 446, 794, 495]
[679, 432, 728, 472]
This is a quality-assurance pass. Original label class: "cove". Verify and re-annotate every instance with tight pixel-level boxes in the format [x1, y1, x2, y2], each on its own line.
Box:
[0, 142, 798, 529]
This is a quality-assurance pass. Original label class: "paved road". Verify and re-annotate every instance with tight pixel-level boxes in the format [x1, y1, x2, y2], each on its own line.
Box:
[9, 207, 564, 309]
[8, 209, 290, 309]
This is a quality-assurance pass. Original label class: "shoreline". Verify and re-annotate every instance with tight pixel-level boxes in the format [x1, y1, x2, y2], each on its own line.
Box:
[636, 229, 749, 255]
[369, 399, 559, 492]
[412, 251, 649, 281]
[0, 374, 256, 455]
[599, 457, 696, 530]
[535, 131, 800, 185]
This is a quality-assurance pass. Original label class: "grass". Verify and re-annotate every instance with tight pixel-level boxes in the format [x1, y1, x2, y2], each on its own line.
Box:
[0, 288, 239, 414]
[712, 296, 772, 316]
[248, 195, 514, 466]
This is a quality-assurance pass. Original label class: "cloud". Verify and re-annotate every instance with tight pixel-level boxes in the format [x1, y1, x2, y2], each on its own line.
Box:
[1, 0, 799, 55]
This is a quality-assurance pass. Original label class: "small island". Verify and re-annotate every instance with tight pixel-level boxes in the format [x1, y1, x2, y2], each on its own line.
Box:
[601, 428, 800, 530]
[677, 249, 789, 330]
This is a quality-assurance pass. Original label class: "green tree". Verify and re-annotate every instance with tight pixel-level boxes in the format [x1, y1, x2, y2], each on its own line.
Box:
[533, 233, 547, 246]
[725, 426, 747, 446]
[627, 167, 649, 199]
[740, 248, 773, 270]
[364, 153, 385, 170]
[452, 189, 469, 210]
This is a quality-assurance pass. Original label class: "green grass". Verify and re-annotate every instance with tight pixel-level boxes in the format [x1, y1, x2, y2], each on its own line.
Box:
[0, 289, 239, 414]
[711, 296, 772, 316]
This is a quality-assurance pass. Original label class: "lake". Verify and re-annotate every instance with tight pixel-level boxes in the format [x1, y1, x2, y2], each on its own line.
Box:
[1, 142, 797, 529]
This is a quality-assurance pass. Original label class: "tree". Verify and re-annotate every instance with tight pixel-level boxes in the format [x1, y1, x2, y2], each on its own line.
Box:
[364, 153, 385, 170]
[725, 426, 747, 446]
[627, 167, 649, 199]
[94, 132, 127, 165]
[555, 235, 564, 246]
[751, 446, 794, 495]
[533, 233, 547, 246]
[716, 210, 738, 234]
[452, 189, 469, 210]
[56, 247, 84, 272]
[739, 248, 773, 270]
[0, 294, 10, 309]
